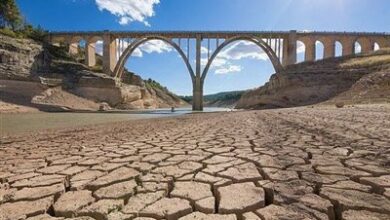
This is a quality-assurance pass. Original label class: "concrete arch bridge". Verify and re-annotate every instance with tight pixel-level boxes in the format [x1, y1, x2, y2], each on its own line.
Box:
[48, 30, 390, 110]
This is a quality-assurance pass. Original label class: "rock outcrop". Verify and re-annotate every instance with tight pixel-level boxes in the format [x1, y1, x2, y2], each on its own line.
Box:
[0, 34, 187, 112]
[236, 50, 390, 109]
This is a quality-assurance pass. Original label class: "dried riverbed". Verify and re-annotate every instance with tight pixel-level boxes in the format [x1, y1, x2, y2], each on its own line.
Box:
[0, 105, 389, 220]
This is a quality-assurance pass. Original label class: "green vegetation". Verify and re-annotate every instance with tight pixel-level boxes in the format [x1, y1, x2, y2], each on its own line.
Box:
[0, 0, 21, 30]
[181, 90, 246, 103]
[145, 78, 168, 91]
[0, 0, 46, 41]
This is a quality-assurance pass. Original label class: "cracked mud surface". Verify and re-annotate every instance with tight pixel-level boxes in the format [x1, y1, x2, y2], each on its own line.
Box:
[1, 105, 390, 220]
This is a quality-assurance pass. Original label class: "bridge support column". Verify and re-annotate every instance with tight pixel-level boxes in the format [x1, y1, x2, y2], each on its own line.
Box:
[324, 40, 335, 59]
[360, 39, 374, 54]
[282, 30, 297, 66]
[192, 77, 204, 111]
[192, 35, 204, 111]
[85, 42, 96, 67]
[68, 42, 78, 55]
[305, 40, 316, 61]
[102, 33, 117, 76]
[342, 39, 354, 56]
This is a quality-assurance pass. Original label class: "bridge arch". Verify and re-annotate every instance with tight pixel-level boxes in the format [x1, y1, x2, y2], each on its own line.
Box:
[335, 41, 343, 57]
[354, 41, 362, 54]
[374, 42, 380, 51]
[315, 40, 325, 60]
[68, 36, 87, 58]
[355, 37, 374, 54]
[296, 40, 306, 63]
[113, 36, 195, 81]
[201, 36, 283, 82]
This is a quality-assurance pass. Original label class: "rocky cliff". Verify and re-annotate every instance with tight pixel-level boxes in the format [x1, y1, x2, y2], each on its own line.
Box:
[0, 34, 187, 112]
[236, 50, 390, 109]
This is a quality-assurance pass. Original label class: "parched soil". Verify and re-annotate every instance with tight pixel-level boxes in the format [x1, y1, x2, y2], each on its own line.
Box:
[1, 105, 390, 220]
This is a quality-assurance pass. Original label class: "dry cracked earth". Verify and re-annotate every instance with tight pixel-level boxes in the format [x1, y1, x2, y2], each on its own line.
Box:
[1, 105, 390, 220]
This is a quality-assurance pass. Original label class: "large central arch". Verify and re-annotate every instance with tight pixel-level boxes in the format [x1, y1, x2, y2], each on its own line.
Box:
[113, 36, 195, 82]
[113, 35, 283, 111]
[201, 36, 284, 82]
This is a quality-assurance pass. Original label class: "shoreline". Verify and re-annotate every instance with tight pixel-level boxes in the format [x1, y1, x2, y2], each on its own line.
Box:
[0, 107, 234, 136]
[1, 103, 388, 136]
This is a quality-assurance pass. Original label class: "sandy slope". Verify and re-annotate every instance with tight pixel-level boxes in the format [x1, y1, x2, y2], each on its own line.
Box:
[0, 80, 100, 113]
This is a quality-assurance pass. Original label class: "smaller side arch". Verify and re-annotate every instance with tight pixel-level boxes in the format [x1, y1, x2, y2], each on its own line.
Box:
[335, 41, 343, 57]
[67, 36, 87, 58]
[355, 37, 373, 54]
[374, 42, 380, 51]
[354, 41, 362, 54]
[315, 40, 325, 60]
[374, 37, 390, 50]
[296, 40, 306, 63]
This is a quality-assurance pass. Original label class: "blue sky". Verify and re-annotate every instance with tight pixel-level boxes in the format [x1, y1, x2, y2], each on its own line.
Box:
[16, 0, 390, 95]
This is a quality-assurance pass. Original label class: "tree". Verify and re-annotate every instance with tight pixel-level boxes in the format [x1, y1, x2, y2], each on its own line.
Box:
[0, 0, 22, 30]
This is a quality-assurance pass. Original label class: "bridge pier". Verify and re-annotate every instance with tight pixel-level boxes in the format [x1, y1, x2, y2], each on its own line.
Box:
[305, 40, 316, 61]
[85, 41, 96, 67]
[323, 39, 335, 59]
[68, 42, 79, 55]
[193, 35, 204, 111]
[282, 30, 297, 66]
[102, 32, 117, 76]
[192, 77, 204, 111]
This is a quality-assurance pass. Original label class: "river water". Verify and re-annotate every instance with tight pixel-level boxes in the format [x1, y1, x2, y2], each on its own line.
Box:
[0, 107, 231, 135]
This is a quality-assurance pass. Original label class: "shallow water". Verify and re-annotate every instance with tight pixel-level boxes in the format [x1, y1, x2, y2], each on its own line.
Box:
[0, 107, 231, 135]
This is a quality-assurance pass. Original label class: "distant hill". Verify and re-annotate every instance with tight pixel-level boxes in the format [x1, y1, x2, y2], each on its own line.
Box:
[181, 90, 246, 108]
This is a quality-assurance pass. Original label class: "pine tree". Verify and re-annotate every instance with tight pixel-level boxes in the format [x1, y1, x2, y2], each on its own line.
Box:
[0, 0, 22, 30]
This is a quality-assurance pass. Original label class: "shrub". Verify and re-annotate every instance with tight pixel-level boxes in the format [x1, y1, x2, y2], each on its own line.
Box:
[0, 28, 17, 37]
[335, 102, 345, 108]
[25, 25, 47, 42]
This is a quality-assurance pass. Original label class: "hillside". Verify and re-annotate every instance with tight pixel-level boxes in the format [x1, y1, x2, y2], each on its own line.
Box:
[0, 34, 187, 113]
[181, 90, 245, 108]
[236, 49, 390, 109]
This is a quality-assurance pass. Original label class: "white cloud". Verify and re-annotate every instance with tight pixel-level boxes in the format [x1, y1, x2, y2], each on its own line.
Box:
[95, 0, 160, 26]
[201, 46, 210, 54]
[119, 16, 131, 25]
[140, 40, 172, 54]
[215, 65, 242, 75]
[201, 40, 268, 75]
[201, 57, 226, 67]
[201, 56, 241, 75]
[132, 48, 143, 57]
[95, 39, 172, 58]
[219, 41, 269, 61]
[127, 40, 172, 57]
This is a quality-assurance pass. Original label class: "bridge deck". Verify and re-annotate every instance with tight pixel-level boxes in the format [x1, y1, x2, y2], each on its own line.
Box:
[49, 30, 390, 38]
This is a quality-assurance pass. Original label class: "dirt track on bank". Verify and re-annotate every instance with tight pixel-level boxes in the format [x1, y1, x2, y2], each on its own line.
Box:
[1, 105, 390, 220]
